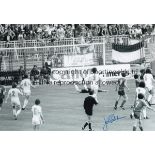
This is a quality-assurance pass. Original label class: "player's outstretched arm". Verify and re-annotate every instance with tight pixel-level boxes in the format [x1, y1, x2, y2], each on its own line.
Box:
[148, 106, 155, 112]
[83, 75, 90, 91]
[125, 80, 129, 91]
[144, 100, 155, 111]
[94, 97, 99, 105]
[115, 82, 118, 91]
[40, 112, 44, 124]
[74, 83, 81, 92]
[84, 84, 88, 91]
[18, 90, 23, 96]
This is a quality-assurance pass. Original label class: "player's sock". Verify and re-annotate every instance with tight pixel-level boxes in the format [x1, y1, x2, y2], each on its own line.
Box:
[120, 100, 126, 108]
[88, 123, 92, 131]
[22, 99, 28, 109]
[16, 109, 21, 116]
[139, 126, 143, 131]
[114, 101, 118, 109]
[133, 126, 136, 131]
[13, 109, 16, 117]
[148, 94, 152, 103]
[82, 122, 88, 130]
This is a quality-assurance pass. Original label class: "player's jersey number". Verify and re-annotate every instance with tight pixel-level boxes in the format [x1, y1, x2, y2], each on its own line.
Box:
[24, 82, 27, 87]
[11, 91, 15, 97]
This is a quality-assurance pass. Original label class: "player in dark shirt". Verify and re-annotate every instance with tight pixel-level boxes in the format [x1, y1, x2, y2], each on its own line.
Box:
[134, 74, 140, 88]
[18, 66, 25, 82]
[0, 82, 6, 111]
[82, 90, 98, 131]
[114, 72, 129, 110]
[30, 65, 40, 85]
[133, 93, 155, 131]
[39, 66, 49, 84]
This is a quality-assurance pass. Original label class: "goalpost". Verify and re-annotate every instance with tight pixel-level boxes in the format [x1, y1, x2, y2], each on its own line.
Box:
[0, 42, 106, 71]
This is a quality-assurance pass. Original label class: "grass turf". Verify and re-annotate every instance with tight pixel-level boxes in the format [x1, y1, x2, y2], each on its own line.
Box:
[0, 79, 155, 131]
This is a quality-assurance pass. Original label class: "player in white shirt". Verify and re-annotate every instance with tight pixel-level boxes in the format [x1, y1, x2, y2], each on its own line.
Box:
[151, 88, 155, 105]
[130, 81, 149, 119]
[5, 82, 23, 120]
[143, 68, 155, 105]
[32, 99, 44, 131]
[84, 68, 104, 102]
[20, 74, 35, 110]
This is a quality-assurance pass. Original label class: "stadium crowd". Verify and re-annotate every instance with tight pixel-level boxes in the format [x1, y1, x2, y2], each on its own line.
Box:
[0, 24, 155, 42]
[0, 64, 52, 86]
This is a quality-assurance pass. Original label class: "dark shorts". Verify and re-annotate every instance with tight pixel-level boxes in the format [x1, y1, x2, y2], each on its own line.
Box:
[118, 90, 125, 96]
[85, 109, 93, 116]
[134, 111, 141, 119]
[0, 98, 4, 106]
[81, 89, 89, 93]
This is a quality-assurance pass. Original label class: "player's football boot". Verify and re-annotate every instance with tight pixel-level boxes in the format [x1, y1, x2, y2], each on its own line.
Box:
[130, 114, 133, 119]
[89, 129, 94, 131]
[120, 106, 125, 110]
[114, 106, 117, 110]
[144, 116, 149, 119]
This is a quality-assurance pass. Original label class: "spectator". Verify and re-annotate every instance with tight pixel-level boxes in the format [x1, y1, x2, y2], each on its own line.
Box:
[45, 57, 52, 68]
[39, 66, 50, 85]
[141, 25, 147, 35]
[65, 25, 73, 38]
[4, 27, 15, 42]
[0, 24, 154, 42]
[91, 24, 100, 36]
[57, 25, 65, 40]
[135, 26, 142, 39]
[87, 29, 93, 38]
[18, 31, 24, 46]
[30, 65, 40, 85]
[18, 66, 25, 82]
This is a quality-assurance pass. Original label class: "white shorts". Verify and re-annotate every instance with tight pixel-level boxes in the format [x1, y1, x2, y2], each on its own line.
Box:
[23, 90, 31, 96]
[32, 116, 42, 125]
[11, 98, 21, 108]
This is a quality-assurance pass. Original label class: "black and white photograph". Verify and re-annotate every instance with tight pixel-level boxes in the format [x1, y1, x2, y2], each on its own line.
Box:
[0, 24, 155, 131]
[1, 1, 155, 155]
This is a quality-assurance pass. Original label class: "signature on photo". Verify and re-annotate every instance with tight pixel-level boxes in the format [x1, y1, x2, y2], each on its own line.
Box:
[103, 114, 126, 131]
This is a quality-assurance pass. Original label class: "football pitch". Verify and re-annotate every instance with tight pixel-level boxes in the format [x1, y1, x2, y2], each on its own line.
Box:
[0, 79, 155, 131]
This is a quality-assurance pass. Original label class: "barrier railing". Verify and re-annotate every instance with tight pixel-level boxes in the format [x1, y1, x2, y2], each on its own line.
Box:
[1, 34, 155, 49]
[0, 35, 130, 48]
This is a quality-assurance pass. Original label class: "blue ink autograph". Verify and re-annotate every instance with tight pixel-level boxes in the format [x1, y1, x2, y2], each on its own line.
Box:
[103, 114, 126, 130]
